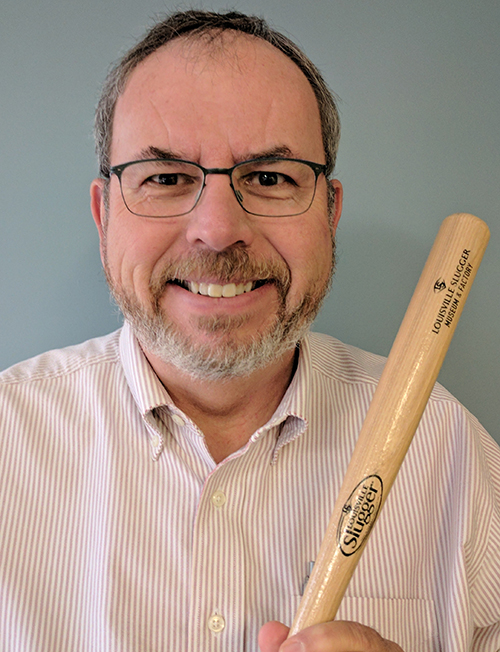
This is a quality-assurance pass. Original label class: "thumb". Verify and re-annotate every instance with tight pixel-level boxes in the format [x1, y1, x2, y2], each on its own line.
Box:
[258, 620, 290, 651]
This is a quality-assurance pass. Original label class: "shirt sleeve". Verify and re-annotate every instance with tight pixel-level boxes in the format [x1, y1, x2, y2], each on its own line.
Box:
[471, 428, 500, 651]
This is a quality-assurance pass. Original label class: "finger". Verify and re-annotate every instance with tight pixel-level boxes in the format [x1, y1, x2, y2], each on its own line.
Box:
[259, 621, 290, 652]
[280, 620, 404, 651]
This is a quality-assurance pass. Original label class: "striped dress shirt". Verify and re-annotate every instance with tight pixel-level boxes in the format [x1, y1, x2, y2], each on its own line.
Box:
[0, 322, 499, 651]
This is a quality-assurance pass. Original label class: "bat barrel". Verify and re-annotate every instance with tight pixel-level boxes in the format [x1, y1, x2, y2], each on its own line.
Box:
[290, 213, 490, 634]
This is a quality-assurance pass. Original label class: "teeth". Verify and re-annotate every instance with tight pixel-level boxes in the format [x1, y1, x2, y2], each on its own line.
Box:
[187, 281, 258, 297]
[208, 284, 222, 298]
[222, 283, 236, 298]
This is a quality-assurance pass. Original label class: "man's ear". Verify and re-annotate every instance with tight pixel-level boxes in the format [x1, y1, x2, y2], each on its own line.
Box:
[90, 178, 106, 264]
[329, 179, 343, 235]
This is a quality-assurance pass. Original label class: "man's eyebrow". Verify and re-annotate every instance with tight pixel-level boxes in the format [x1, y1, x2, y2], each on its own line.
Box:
[237, 146, 295, 162]
[138, 146, 185, 160]
[137, 144, 297, 163]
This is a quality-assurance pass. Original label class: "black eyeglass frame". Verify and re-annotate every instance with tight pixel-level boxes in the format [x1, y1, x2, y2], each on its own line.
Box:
[107, 156, 328, 218]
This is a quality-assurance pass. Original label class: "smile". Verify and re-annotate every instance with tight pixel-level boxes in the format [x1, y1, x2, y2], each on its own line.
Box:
[172, 279, 269, 298]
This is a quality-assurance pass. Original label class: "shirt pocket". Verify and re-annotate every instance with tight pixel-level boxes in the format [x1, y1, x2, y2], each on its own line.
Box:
[290, 595, 439, 652]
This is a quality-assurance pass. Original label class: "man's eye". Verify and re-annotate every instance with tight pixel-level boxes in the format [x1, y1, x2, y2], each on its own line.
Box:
[145, 173, 196, 186]
[247, 171, 293, 186]
[258, 171, 279, 186]
[154, 173, 178, 185]
[145, 173, 178, 185]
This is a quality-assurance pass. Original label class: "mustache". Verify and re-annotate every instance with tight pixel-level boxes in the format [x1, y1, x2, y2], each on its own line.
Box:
[150, 246, 292, 303]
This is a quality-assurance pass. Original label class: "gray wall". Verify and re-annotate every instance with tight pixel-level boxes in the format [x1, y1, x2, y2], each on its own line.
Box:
[1, 0, 498, 442]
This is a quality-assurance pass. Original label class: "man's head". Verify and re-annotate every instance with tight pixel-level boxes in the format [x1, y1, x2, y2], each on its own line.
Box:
[94, 10, 340, 181]
[90, 10, 343, 380]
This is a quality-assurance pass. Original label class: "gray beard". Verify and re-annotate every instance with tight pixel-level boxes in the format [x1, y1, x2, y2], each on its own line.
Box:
[105, 245, 334, 381]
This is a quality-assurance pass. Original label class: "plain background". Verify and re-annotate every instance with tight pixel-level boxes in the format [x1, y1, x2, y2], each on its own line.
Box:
[1, 0, 498, 443]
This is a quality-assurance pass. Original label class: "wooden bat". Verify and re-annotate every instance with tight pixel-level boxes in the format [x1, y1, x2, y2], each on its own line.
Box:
[290, 212, 490, 635]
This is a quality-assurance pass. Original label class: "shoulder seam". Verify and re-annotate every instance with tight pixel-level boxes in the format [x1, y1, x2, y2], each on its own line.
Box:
[0, 351, 121, 386]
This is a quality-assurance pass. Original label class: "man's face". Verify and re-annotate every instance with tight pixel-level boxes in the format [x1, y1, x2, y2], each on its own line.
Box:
[91, 34, 342, 379]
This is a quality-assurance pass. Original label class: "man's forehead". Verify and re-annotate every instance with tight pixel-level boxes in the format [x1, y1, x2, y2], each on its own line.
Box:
[111, 30, 324, 166]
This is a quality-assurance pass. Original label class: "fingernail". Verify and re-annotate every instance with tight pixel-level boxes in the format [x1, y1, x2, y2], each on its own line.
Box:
[281, 640, 305, 652]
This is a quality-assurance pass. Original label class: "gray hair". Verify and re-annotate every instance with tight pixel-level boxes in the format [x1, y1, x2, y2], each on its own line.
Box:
[94, 9, 340, 180]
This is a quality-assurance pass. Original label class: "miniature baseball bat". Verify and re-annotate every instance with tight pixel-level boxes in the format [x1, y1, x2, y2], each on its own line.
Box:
[290, 213, 490, 635]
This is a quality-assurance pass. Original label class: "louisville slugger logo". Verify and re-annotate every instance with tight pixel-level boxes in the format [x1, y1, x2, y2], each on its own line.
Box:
[337, 475, 383, 556]
[434, 278, 447, 292]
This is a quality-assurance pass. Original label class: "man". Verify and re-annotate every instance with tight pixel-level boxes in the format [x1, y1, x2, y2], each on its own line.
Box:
[0, 10, 499, 652]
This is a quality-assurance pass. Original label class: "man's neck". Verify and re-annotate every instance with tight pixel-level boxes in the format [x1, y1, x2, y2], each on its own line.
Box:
[144, 348, 298, 464]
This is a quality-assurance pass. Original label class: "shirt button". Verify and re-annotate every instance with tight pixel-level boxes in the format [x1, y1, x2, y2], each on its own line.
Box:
[211, 490, 227, 508]
[151, 434, 161, 448]
[171, 413, 185, 427]
[208, 613, 225, 633]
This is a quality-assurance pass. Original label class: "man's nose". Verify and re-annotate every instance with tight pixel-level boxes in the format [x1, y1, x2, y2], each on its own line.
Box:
[184, 175, 255, 251]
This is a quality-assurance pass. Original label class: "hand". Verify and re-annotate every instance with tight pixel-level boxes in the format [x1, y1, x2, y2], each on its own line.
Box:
[258, 620, 404, 651]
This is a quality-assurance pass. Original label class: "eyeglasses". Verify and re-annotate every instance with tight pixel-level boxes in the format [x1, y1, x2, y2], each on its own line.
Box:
[108, 157, 327, 218]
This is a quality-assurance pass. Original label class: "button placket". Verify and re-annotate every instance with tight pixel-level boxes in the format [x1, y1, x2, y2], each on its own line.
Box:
[189, 466, 243, 650]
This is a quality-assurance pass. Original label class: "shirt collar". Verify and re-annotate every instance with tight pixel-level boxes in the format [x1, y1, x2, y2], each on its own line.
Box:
[119, 321, 173, 417]
[263, 335, 313, 456]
